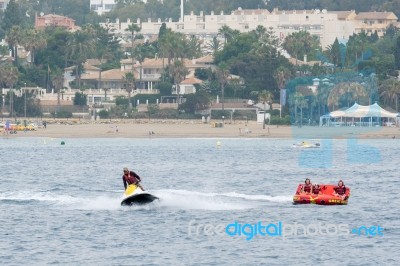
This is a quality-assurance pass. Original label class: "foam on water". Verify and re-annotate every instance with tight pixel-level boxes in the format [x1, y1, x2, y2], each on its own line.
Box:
[0, 189, 290, 211]
[0, 191, 79, 204]
[1, 138, 398, 265]
[150, 189, 291, 210]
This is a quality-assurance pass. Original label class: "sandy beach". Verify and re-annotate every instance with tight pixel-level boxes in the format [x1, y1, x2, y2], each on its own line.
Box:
[2, 119, 400, 139]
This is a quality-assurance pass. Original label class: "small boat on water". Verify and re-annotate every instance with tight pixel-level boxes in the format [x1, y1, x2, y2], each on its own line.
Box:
[121, 184, 158, 206]
[293, 184, 350, 205]
[292, 141, 321, 148]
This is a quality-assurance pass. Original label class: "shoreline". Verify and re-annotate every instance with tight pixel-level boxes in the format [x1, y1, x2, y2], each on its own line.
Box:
[2, 119, 400, 139]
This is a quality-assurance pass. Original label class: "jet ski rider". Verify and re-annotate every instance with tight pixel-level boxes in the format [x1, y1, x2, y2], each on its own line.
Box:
[122, 167, 145, 191]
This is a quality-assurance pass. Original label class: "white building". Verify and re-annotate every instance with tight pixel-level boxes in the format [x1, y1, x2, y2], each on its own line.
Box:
[90, 0, 116, 15]
[90, 0, 152, 15]
[0, 0, 9, 11]
[102, 8, 398, 49]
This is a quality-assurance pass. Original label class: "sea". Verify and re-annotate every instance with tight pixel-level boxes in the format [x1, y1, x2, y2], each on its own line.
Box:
[0, 137, 398, 265]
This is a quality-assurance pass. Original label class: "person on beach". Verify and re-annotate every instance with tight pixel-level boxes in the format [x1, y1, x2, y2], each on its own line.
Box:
[301, 178, 313, 194]
[333, 180, 346, 198]
[122, 167, 145, 191]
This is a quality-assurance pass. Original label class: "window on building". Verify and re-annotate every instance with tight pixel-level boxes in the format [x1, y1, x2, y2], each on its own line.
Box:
[90, 4, 101, 10]
[105, 4, 114, 10]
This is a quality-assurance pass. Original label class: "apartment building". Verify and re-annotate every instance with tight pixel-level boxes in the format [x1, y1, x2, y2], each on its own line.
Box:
[102, 8, 398, 49]
[0, 0, 9, 11]
[90, 0, 116, 15]
[354, 11, 398, 36]
[35, 14, 80, 31]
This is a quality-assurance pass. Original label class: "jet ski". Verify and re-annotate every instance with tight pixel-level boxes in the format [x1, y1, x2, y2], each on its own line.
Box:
[121, 184, 158, 206]
[292, 141, 321, 148]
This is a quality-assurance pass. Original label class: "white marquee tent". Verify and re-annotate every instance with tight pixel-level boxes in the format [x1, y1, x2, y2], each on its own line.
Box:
[320, 103, 399, 127]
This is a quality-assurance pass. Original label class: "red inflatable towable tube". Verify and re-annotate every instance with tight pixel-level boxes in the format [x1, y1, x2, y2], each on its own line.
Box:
[293, 184, 350, 205]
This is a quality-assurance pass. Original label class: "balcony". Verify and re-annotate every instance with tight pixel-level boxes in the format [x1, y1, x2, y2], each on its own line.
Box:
[142, 73, 161, 80]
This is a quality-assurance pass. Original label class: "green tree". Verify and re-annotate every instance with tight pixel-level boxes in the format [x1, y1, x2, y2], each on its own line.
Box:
[51, 68, 64, 107]
[93, 24, 121, 89]
[252, 90, 273, 128]
[170, 60, 188, 104]
[218, 25, 237, 44]
[180, 90, 211, 114]
[394, 36, 400, 70]
[65, 28, 96, 90]
[21, 28, 47, 66]
[380, 79, 400, 111]
[158, 22, 168, 39]
[126, 23, 141, 73]
[204, 36, 222, 56]
[156, 81, 173, 96]
[3, 0, 21, 30]
[282, 31, 320, 64]
[326, 38, 342, 68]
[123, 72, 135, 108]
[73, 92, 87, 106]
[274, 66, 292, 117]
[35, 27, 71, 71]
[216, 63, 229, 119]
[0, 63, 19, 117]
[293, 93, 308, 127]
[5, 25, 23, 65]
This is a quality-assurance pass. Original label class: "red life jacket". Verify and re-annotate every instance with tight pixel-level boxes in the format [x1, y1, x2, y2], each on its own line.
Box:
[303, 184, 312, 193]
[313, 187, 320, 194]
[334, 185, 346, 195]
[124, 174, 138, 185]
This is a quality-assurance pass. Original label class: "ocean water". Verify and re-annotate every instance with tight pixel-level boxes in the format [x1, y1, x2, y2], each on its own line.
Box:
[0, 137, 399, 265]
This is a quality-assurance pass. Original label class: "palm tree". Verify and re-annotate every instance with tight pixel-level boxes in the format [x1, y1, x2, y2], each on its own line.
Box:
[0, 63, 19, 117]
[380, 79, 400, 112]
[218, 25, 235, 44]
[255, 25, 267, 39]
[204, 36, 222, 56]
[283, 31, 320, 64]
[184, 36, 201, 59]
[294, 93, 308, 127]
[22, 29, 47, 66]
[162, 31, 186, 67]
[93, 24, 113, 90]
[5, 25, 23, 65]
[51, 69, 64, 107]
[257, 90, 273, 129]
[126, 23, 141, 78]
[134, 45, 148, 89]
[274, 66, 292, 117]
[66, 29, 96, 90]
[170, 60, 188, 105]
[316, 83, 332, 116]
[328, 82, 368, 110]
[123, 72, 135, 109]
[216, 63, 229, 122]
